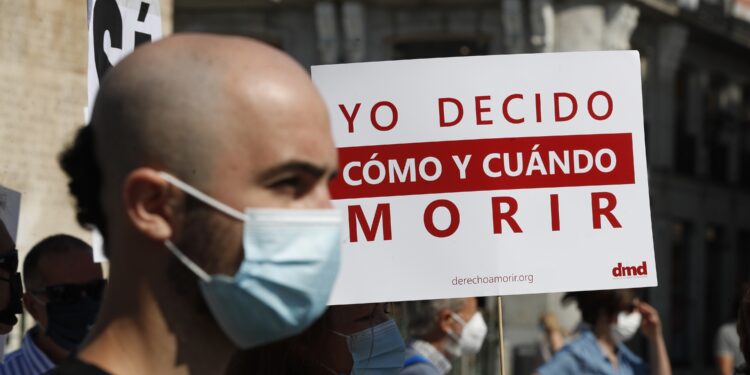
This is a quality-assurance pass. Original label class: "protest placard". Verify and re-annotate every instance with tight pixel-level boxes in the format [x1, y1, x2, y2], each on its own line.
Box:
[312, 51, 657, 304]
[87, 0, 162, 261]
[87, 0, 162, 113]
[0, 185, 21, 242]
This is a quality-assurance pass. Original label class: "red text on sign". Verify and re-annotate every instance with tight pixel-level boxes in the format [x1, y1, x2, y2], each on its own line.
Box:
[437, 90, 613, 127]
[339, 101, 399, 133]
[332, 133, 635, 200]
[346, 192, 622, 243]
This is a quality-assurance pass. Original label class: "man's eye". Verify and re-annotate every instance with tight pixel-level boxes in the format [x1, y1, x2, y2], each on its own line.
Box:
[268, 176, 315, 199]
[270, 176, 300, 188]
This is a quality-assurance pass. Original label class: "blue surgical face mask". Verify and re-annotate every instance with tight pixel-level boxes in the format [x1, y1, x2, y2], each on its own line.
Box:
[159, 172, 342, 349]
[331, 319, 406, 375]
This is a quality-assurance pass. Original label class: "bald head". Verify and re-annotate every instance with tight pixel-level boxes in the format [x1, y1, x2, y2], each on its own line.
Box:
[92, 34, 329, 190]
[64, 34, 340, 369]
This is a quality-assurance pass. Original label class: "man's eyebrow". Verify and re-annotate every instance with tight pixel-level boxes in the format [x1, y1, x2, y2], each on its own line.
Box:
[328, 169, 339, 182]
[259, 160, 329, 181]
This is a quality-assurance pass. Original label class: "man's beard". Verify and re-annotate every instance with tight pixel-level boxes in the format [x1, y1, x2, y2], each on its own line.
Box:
[166, 197, 241, 322]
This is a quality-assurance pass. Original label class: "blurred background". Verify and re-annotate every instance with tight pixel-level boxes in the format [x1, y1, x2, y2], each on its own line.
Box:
[1, 0, 750, 373]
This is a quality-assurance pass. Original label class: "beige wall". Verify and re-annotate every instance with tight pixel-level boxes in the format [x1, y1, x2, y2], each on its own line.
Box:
[0, 0, 89, 255]
[0, 0, 172, 349]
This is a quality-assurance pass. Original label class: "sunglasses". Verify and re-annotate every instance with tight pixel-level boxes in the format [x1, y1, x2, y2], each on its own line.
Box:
[0, 251, 18, 274]
[31, 279, 107, 304]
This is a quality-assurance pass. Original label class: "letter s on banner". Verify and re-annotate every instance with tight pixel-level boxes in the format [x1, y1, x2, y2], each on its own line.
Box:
[92, 0, 124, 80]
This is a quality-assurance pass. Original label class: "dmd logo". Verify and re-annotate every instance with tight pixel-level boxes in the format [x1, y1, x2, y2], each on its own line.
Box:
[612, 261, 648, 278]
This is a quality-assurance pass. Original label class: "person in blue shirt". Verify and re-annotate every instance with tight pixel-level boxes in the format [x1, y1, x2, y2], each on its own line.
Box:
[536, 289, 671, 375]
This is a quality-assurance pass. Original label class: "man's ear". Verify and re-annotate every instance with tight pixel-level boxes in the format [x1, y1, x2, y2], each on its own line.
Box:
[438, 309, 454, 334]
[22, 293, 40, 321]
[123, 168, 177, 242]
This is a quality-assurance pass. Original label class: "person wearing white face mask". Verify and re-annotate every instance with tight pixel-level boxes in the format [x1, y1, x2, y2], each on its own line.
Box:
[401, 298, 488, 375]
[536, 289, 672, 375]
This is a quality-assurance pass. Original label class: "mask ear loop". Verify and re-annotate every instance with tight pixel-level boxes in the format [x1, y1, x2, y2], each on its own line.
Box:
[450, 312, 468, 326]
[165, 240, 211, 283]
[361, 303, 380, 373]
[319, 317, 343, 375]
[159, 172, 242, 284]
[158, 172, 245, 222]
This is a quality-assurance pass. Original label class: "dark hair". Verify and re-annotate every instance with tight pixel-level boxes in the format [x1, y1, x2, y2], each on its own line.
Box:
[563, 289, 636, 325]
[23, 234, 92, 289]
[59, 125, 108, 240]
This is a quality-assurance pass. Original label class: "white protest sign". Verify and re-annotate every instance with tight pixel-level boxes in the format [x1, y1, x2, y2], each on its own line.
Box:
[87, 0, 162, 116]
[0, 185, 21, 242]
[87, 0, 162, 261]
[312, 51, 656, 304]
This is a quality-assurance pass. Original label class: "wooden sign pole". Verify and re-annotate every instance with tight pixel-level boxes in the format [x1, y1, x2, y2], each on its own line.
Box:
[498, 296, 506, 375]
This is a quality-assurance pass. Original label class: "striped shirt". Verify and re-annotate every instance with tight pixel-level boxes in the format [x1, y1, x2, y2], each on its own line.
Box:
[0, 327, 55, 375]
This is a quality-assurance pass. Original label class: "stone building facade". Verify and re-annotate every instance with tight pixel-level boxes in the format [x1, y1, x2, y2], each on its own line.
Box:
[0, 0, 174, 351]
[175, 1, 750, 373]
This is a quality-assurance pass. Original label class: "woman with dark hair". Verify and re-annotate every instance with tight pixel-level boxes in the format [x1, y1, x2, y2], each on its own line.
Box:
[536, 289, 671, 375]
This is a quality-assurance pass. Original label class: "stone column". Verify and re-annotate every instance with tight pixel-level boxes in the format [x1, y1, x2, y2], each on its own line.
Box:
[649, 23, 688, 170]
[529, 0, 554, 52]
[502, 0, 526, 53]
[689, 72, 710, 177]
[603, 2, 639, 50]
[315, 1, 340, 64]
[552, 1, 639, 52]
[553, 1, 606, 51]
[342, 1, 367, 63]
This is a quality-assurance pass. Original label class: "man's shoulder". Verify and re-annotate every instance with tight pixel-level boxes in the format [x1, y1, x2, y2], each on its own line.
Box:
[0, 341, 53, 375]
[0, 348, 26, 374]
[401, 361, 441, 375]
[402, 346, 441, 375]
[1, 347, 27, 363]
[45, 357, 110, 375]
[537, 348, 580, 375]
[718, 322, 738, 337]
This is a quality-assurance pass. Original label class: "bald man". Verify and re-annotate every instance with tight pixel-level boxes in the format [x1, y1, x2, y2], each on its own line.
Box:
[54, 34, 342, 374]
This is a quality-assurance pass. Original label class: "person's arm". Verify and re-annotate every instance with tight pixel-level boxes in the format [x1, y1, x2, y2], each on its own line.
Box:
[637, 302, 671, 375]
[715, 355, 734, 375]
[715, 324, 739, 375]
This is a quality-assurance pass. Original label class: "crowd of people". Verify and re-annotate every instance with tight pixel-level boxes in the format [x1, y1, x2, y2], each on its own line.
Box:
[0, 33, 749, 374]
